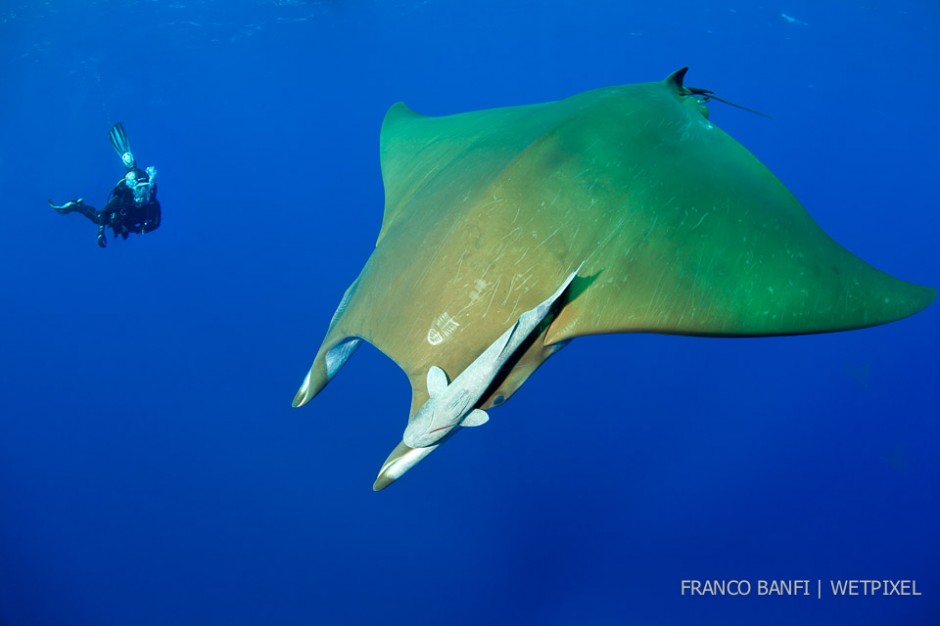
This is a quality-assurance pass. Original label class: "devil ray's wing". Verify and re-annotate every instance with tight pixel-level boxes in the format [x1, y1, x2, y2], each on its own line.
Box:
[297, 74, 934, 416]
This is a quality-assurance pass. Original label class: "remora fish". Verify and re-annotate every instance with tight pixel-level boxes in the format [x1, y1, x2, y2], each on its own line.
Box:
[403, 263, 583, 449]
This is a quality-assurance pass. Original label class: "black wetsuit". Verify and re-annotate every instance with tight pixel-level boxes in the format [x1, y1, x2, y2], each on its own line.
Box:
[103, 168, 161, 240]
[56, 168, 161, 248]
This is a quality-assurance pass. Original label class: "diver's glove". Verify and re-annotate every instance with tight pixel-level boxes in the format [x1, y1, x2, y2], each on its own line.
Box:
[97, 225, 107, 248]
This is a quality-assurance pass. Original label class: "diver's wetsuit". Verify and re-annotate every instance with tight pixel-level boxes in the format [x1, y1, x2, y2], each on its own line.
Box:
[49, 122, 160, 248]
[53, 171, 161, 248]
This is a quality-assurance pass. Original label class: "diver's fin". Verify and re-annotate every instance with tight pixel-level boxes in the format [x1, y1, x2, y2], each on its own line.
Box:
[461, 409, 489, 427]
[48, 198, 85, 213]
[108, 122, 131, 156]
[427, 366, 449, 397]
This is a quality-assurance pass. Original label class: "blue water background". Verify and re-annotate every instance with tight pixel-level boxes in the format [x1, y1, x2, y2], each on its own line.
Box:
[1, 1, 938, 624]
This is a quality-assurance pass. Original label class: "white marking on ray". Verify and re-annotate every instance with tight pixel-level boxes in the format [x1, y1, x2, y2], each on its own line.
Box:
[482, 276, 502, 319]
[427, 312, 460, 345]
[468, 277, 491, 303]
[690, 211, 710, 229]
[533, 227, 561, 251]
[501, 269, 534, 306]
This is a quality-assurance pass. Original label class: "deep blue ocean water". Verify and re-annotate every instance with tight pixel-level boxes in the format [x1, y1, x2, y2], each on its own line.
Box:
[1, 1, 938, 624]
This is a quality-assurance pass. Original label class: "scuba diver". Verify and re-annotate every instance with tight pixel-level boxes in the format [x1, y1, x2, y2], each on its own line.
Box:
[49, 123, 161, 248]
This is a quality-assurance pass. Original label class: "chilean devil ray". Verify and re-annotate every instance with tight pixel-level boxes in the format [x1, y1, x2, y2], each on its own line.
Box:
[292, 68, 934, 490]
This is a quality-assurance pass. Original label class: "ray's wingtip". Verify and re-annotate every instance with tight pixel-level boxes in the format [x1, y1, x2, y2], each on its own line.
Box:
[291, 386, 309, 408]
[888, 280, 936, 323]
[921, 285, 937, 306]
[291, 368, 315, 408]
[371, 442, 439, 492]
[373, 453, 403, 492]
[910, 283, 937, 317]
[372, 473, 395, 492]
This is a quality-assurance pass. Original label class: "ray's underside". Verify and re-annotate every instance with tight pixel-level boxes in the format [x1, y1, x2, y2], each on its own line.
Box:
[292, 68, 934, 489]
